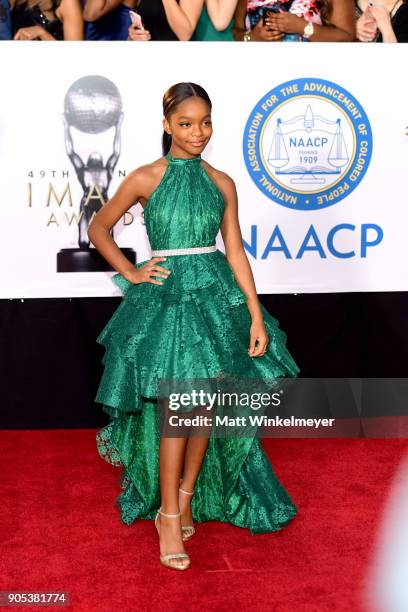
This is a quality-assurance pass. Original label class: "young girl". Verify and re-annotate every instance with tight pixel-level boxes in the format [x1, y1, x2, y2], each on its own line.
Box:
[88, 82, 300, 571]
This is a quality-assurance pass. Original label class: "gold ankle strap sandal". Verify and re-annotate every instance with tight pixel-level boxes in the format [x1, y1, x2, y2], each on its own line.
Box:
[179, 481, 196, 542]
[154, 507, 191, 571]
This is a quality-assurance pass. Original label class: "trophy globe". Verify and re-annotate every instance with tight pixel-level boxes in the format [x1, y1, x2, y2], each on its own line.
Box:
[64, 76, 123, 134]
[57, 75, 136, 274]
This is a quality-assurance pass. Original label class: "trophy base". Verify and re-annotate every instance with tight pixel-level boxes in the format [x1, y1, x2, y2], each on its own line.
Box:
[57, 248, 136, 272]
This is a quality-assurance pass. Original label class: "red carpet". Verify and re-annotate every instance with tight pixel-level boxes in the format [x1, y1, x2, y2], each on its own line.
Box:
[1, 431, 407, 612]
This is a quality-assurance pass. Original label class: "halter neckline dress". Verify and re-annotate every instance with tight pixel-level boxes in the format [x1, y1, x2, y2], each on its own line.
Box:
[95, 151, 299, 534]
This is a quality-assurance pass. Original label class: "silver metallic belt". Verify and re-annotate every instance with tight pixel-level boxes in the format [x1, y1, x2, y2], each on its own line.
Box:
[151, 245, 217, 256]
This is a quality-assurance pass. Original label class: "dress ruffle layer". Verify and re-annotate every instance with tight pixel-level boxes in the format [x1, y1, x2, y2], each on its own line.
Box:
[96, 411, 297, 533]
[96, 251, 299, 416]
[95, 250, 299, 534]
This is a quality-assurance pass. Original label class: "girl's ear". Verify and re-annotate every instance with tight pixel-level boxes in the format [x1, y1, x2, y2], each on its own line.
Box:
[162, 117, 172, 135]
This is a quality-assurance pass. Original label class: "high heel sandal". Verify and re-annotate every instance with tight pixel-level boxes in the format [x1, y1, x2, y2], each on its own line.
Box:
[179, 480, 195, 542]
[154, 507, 191, 571]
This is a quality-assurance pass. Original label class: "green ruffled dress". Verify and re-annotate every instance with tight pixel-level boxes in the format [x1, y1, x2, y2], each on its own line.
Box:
[95, 152, 300, 534]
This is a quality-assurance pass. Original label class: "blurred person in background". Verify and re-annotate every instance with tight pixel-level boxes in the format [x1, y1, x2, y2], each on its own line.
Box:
[82, 0, 137, 40]
[128, 0, 202, 40]
[128, 0, 240, 41]
[356, 0, 408, 42]
[10, 0, 83, 39]
[364, 452, 408, 612]
[0, 0, 12, 39]
[192, 0, 239, 40]
[233, 0, 356, 42]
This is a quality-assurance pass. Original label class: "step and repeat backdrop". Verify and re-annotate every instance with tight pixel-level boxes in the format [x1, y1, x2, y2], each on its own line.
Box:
[0, 42, 406, 297]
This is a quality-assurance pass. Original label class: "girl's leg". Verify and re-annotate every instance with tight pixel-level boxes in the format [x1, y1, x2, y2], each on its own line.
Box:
[157, 403, 190, 569]
[179, 405, 212, 529]
[159, 436, 188, 513]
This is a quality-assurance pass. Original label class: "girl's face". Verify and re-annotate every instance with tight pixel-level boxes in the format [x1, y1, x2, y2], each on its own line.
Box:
[163, 96, 213, 158]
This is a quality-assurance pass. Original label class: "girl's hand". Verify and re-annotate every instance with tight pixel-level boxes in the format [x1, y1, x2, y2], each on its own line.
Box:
[128, 24, 151, 40]
[14, 25, 49, 40]
[123, 257, 171, 285]
[369, 4, 392, 32]
[265, 12, 305, 35]
[356, 9, 377, 41]
[248, 319, 269, 357]
[250, 18, 284, 41]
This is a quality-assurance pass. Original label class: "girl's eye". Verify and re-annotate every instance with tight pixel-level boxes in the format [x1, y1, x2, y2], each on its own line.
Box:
[179, 122, 190, 127]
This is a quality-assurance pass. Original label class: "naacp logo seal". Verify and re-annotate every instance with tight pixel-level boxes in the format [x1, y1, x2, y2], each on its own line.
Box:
[243, 78, 372, 210]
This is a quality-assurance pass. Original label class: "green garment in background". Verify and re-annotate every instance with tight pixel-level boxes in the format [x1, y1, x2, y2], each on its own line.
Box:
[193, 5, 234, 41]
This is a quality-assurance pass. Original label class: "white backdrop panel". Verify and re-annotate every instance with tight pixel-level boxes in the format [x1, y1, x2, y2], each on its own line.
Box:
[0, 42, 406, 297]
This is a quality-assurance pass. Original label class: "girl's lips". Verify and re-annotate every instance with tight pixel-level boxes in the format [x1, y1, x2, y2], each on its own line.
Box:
[189, 141, 206, 147]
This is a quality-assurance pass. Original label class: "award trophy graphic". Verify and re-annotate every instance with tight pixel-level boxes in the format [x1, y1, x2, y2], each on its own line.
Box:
[57, 75, 136, 272]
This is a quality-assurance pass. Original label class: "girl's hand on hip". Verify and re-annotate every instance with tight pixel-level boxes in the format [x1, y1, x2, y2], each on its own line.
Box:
[124, 257, 171, 285]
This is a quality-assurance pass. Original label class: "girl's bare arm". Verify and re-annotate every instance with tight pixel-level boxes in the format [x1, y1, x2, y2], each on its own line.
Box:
[87, 168, 160, 279]
[161, 0, 204, 40]
[205, 0, 238, 31]
[216, 171, 268, 357]
[58, 0, 84, 39]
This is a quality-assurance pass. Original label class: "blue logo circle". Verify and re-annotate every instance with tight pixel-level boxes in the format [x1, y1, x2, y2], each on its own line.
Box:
[243, 78, 373, 211]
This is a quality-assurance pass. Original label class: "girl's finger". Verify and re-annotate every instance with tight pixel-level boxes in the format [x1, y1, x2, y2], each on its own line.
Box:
[148, 278, 164, 285]
[252, 335, 268, 354]
[146, 267, 164, 276]
[361, 31, 375, 39]
[150, 265, 170, 274]
[255, 338, 265, 355]
[248, 337, 257, 355]
[148, 267, 169, 276]
[145, 260, 166, 269]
